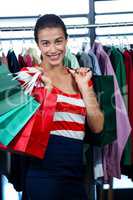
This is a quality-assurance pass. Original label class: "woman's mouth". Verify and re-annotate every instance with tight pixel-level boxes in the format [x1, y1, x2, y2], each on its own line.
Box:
[48, 54, 61, 60]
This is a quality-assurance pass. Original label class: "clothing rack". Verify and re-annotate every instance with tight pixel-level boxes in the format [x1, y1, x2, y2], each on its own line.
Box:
[0, 21, 133, 31]
[0, 21, 133, 41]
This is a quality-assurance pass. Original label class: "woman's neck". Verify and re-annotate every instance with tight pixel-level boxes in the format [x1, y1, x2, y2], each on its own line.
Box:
[41, 62, 67, 74]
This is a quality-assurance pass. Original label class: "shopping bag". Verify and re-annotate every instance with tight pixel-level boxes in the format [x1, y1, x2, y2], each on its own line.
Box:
[0, 64, 30, 115]
[0, 88, 36, 116]
[8, 113, 36, 155]
[0, 142, 8, 151]
[84, 75, 117, 146]
[0, 64, 10, 74]
[8, 88, 57, 159]
[0, 95, 40, 146]
[0, 64, 21, 101]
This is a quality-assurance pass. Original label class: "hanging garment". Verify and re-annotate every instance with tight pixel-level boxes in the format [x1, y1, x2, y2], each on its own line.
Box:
[105, 47, 131, 166]
[0, 150, 11, 176]
[7, 153, 30, 192]
[78, 51, 93, 69]
[123, 50, 133, 164]
[7, 49, 20, 73]
[88, 51, 102, 75]
[18, 52, 33, 68]
[84, 75, 116, 146]
[87, 52, 103, 180]
[110, 47, 131, 167]
[88, 52, 103, 180]
[18, 54, 26, 68]
[109, 47, 127, 107]
[92, 42, 131, 181]
[84, 75, 116, 182]
[0, 52, 8, 65]
[23, 54, 32, 67]
[64, 47, 80, 69]
[79, 51, 103, 180]
[78, 50, 102, 75]
[28, 48, 41, 66]
[121, 50, 133, 180]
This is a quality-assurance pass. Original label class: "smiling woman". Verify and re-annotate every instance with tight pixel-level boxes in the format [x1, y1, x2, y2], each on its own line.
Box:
[21, 14, 104, 200]
[34, 15, 67, 68]
[37, 28, 67, 67]
[1, 1, 133, 199]
[34, 14, 68, 68]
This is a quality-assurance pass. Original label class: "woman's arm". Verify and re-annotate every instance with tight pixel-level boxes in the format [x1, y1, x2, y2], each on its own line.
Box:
[69, 67, 104, 133]
[80, 84, 104, 133]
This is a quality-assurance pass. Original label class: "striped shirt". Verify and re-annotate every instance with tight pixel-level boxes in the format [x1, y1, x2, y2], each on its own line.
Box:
[50, 87, 86, 141]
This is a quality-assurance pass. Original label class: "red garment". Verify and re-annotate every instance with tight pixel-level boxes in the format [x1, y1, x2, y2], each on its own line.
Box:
[24, 54, 32, 67]
[18, 54, 26, 68]
[123, 50, 133, 161]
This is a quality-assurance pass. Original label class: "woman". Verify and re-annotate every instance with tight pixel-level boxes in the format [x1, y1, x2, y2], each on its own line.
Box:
[25, 14, 104, 200]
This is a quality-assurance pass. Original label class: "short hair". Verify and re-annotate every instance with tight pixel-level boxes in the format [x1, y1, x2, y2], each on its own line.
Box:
[34, 14, 68, 43]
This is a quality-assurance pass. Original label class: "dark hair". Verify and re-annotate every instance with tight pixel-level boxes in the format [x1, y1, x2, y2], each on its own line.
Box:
[34, 14, 68, 43]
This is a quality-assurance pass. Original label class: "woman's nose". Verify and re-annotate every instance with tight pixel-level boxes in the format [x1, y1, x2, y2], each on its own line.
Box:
[49, 44, 56, 52]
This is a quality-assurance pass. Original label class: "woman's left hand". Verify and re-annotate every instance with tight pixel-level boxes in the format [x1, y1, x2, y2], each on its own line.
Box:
[69, 67, 92, 92]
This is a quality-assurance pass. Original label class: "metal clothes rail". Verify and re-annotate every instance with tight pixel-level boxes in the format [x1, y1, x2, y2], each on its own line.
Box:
[0, 21, 133, 31]
[0, 21, 133, 41]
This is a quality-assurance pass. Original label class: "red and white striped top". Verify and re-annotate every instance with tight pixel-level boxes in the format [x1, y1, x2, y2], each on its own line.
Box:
[16, 67, 87, 141]
[50, 87, 87, 141]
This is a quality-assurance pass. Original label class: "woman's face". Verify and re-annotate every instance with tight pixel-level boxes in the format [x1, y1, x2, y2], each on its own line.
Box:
[37, 27, 67, 67]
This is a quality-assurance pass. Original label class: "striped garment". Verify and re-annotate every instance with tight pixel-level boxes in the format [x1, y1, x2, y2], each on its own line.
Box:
[50, 87, 86, 141]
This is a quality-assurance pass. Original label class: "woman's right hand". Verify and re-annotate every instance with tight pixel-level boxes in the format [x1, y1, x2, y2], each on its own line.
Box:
[37, 67, 53, 92]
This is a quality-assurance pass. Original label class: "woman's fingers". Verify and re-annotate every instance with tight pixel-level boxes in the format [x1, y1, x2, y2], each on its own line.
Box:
[69, 68, 92, 79]
[75, 68, 91, 76]
[69, 69, 77, 76]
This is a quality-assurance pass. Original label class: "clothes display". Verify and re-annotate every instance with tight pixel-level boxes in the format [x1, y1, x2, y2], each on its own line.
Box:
[0, 38, 133, 199]
[0, 6, 133, 199]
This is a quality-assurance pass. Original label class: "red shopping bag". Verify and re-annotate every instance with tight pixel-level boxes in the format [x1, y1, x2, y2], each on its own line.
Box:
[8, 88, 57, 159]
[0, 143, 7, 151]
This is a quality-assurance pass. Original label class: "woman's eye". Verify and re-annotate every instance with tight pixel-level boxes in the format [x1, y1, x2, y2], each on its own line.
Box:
[55, 40, 63, 45]
[42, 41, 49, 46]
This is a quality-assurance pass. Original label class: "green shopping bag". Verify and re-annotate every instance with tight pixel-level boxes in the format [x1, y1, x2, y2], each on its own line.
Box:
[0, 64, 30, 115]
[0, 95, 40, 146]
[84, 75, 117, 146]
[0, 64, 21, 101]
[0, 89, 32, 116]
[0, 64, 10, 74]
